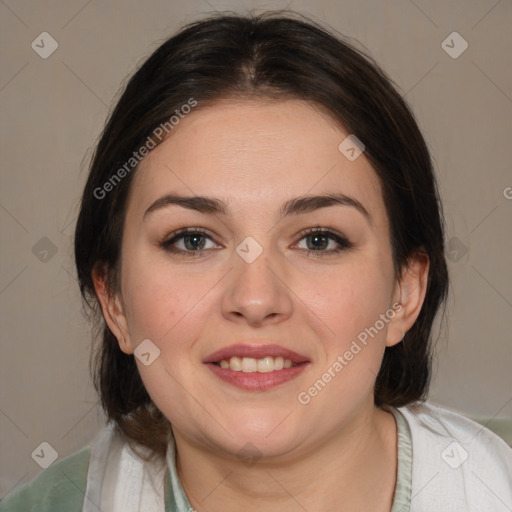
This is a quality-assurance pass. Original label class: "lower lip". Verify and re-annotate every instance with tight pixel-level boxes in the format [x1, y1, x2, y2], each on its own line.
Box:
[206, 362, 309, 391]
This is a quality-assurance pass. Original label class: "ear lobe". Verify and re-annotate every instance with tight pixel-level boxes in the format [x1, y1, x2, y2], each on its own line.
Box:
[92, 263, 133, 354]
[386, 250, 430, 347]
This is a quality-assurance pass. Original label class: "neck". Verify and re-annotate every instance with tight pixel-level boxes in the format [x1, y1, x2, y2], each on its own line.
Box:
[172, 405, 398, 512]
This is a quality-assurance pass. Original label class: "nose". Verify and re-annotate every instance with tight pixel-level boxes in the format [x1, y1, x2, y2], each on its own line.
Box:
[221, 248, 293, 328]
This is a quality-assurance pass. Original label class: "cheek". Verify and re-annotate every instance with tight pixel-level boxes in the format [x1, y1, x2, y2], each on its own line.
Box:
[293, 256, 395, 407]
[121, 254, 218, 348]
[123, 282, 181, 343]
[299, 257, 393, 343]
[295, 268, 392, 414]
[121, 261, 216, 424]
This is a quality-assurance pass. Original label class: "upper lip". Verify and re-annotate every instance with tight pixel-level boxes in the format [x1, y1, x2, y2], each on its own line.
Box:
[203, 343, 310, 364]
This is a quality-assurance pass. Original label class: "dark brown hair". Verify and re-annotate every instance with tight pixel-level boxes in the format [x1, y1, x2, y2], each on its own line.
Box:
[75, 11, 449, 458]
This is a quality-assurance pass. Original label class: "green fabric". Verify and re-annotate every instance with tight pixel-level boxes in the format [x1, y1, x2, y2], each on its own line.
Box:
[166, 437, 191, 511]
[0, 448, 91, 512]
[1, 408, 413, 511]
[390, 407, 413, 512]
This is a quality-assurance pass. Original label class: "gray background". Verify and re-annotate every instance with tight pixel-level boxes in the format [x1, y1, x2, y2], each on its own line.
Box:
[1, 0, 511, 498]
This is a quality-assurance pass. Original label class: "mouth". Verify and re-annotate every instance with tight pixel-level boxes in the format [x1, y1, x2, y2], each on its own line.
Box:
[203, 343, 310, 391]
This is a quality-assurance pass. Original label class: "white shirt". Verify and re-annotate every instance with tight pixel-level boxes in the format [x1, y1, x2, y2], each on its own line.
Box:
[399, 402, 512, 511]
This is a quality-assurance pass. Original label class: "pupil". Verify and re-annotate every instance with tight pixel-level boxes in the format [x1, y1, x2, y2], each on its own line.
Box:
[308, 234, 327, 250]
[185, 234, 204, 250]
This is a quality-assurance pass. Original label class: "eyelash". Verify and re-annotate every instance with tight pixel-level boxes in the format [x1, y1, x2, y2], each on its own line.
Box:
[159, 226, 353, 258]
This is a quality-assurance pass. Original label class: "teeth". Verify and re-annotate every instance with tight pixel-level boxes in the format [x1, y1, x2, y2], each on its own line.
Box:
[241, 357, 257, 373]
[219, 356, 297, 372]
[257, 356, 273, 373]
[229, 356, 242, 371]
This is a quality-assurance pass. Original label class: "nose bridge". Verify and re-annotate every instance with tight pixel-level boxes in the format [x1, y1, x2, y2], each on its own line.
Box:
[221, 240, 293, 325]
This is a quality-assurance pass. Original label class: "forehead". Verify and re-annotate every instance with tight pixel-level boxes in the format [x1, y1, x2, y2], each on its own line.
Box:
[129, 99, 386, 225]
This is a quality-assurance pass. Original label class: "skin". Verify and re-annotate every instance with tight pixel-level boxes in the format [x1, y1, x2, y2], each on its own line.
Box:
[94, 98, 429, 511]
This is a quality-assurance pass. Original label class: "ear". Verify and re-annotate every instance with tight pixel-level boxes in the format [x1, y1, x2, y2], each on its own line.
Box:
[386, 249, 430, 347]
[92, 263, 134, 354]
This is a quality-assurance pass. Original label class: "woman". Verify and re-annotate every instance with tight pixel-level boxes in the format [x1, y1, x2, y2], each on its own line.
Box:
[2, 11, 510, 512]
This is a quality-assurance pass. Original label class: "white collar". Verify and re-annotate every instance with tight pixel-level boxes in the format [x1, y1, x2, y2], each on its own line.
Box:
[82, 422, 174, 512]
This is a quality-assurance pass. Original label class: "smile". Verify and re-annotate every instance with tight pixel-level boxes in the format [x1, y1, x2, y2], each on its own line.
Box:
[204, 343, 310, 391]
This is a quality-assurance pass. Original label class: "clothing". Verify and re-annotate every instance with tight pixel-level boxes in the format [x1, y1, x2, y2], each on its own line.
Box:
[400, 403, 512, 511]
[0, 448, 90, 512]
[0, 402, 510, 511]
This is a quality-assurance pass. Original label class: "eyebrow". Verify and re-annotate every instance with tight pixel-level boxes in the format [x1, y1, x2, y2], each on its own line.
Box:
[143, 193, 372, 224]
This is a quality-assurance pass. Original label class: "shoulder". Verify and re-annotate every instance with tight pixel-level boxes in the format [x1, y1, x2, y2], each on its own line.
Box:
[0, 448, 91, 512]
[398, 401, 512, 510]
[399, 400, 512, 459]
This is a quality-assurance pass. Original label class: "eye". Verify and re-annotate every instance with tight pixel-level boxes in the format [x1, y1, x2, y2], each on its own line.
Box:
[296, 228, 353, 256]
[159, 226, 352, 258]
[160, 227, 220, 255]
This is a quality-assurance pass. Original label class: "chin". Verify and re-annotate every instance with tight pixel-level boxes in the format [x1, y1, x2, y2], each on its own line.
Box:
[207, 410, 306, 460]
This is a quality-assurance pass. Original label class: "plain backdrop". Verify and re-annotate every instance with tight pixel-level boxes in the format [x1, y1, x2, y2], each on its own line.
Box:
[1, 0, 511, 497]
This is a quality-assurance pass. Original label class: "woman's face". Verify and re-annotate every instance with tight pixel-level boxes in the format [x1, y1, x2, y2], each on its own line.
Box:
[104, 99, 413, 460]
